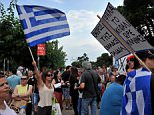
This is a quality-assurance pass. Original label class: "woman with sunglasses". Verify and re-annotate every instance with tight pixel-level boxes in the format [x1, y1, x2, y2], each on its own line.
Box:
[32, 61, 54, 115]
[12, 75, 33, 115]
[0, 72, 17, 115]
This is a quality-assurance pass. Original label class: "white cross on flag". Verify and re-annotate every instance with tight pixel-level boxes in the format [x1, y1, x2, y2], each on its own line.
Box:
[16, 5, 70, 46]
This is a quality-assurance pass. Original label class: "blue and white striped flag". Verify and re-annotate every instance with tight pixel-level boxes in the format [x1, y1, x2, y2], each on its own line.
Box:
[122, 68, 152, 115]
[16, 5, 70, 46]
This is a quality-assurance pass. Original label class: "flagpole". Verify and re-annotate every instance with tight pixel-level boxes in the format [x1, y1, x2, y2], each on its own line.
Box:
[28, 47, 40, 71]
[97, 15, 151, 72]
[37, 56, 40, 70]
[28, 47, 35, 62]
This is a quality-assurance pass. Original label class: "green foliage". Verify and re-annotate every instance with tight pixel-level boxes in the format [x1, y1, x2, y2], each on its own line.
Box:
[39, 41, 66, 70]
[95, 53, 113, 67]
[0, 1, 66, 70]
[71, 61, 81, 68]
[71, 53, 112, 68]
[117, 0, 154, 46]
[71, 53, 89, 68]
[0, 0, 29, 70]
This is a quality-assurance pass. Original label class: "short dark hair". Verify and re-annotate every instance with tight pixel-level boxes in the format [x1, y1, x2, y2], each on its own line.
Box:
[0, 71, 5, 78]
[12, 69, 17, 74]
[66, 66, 71, 70]
[116, 74, 126, 85]
[53, 70, 60, 79]
[136, 50, 154, 61]
[102, 65, 106, 68]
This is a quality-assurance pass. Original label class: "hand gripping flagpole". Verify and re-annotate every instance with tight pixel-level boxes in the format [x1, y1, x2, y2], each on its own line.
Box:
[97, 15, 151, 72]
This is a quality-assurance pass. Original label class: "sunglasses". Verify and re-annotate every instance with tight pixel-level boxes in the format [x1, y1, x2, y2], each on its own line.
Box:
[0, 82, 8, 87]
[21, 78, 27, 80]
[47, 74, 52, 77]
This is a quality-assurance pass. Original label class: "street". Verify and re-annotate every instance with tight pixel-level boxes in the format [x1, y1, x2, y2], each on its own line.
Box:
[62, 107, 100, 115]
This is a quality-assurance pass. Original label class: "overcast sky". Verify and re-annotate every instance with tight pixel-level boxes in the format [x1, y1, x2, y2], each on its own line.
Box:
[2, 0, 124, 65]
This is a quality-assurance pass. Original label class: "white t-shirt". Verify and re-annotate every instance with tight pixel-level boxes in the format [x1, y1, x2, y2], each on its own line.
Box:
[78, 78, 83, 98]
[0, 101, 17, 115]
[38, 84, 54, 107]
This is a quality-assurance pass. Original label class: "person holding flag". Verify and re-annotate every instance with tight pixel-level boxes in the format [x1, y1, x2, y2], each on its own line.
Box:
[16, 4, 70, 115]
[122, 50, 154, 115]
[32, 61, 54, 115]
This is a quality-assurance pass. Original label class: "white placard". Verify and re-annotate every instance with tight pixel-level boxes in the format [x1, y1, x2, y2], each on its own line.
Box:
[91, 20, 130, 59]
[91, 3, 153, 60]
[102, 3, 153, 52]
[53, 83, 61, 88]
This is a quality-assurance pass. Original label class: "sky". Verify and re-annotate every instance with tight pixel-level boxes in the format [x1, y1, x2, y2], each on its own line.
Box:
[1, 0, 124, 65]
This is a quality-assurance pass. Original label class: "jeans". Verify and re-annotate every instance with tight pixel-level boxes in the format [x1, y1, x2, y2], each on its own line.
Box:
[62, 87, 70, 99]
[33, 93, 39, 105]
[37, 106, 52, 115]
[78, 98, 82, 115]
[72, 95, 78, 115]
[32, 93, 39, 111]
[81, 97, 97, 115]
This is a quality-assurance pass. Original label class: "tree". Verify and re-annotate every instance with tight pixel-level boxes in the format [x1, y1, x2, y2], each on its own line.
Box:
[0, 1, 67, 70]
[71, 53, 89, 68]
[0, 1, 30, 70]
[95, 53, 113, 67]
[39, 40, 66, 70]
[117, 0, 154, 46]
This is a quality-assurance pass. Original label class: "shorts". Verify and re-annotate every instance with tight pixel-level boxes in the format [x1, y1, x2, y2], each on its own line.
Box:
[62, 87, 70, 99]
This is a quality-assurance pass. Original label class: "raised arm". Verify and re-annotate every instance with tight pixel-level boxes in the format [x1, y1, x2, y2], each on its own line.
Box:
[32, 61, 44, 89]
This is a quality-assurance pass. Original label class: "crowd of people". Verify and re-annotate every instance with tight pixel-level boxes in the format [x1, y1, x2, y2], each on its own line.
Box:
[0, 50, 154, 115]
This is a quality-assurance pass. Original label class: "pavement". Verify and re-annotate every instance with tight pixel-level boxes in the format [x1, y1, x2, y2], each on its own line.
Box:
[62, 107, 100, 115]
[62, 109, 74, 115]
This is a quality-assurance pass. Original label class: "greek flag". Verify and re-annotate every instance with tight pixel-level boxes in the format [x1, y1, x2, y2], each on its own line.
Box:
[16, 5, 70, 46]
[122, 68, 152, 115]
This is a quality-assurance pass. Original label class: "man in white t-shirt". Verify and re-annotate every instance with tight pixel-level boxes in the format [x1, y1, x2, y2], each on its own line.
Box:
[0, 72, 17, 115]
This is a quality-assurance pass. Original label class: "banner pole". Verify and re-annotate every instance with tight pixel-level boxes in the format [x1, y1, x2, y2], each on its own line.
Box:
[28, 47, 35, 62]
[97, 15, 151, 72]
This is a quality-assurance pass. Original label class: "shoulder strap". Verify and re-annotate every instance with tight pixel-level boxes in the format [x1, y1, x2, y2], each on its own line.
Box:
[27, 84, 29, 91]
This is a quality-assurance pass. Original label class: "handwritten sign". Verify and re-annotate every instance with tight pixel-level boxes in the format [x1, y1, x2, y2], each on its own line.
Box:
[102, 3, 153, 52]
[91, 20, 130, 59]
[91, 3, 153, 60]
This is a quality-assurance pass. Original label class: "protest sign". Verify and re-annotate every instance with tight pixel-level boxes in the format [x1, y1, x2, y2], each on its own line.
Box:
[91, 20, 130, 59]
[91, 3, 153, 60]
[37, 44, 46, 56]
[102, 3, 153, 52]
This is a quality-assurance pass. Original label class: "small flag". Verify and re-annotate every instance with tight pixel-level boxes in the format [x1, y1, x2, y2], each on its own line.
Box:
[16, 5, 70, 46]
